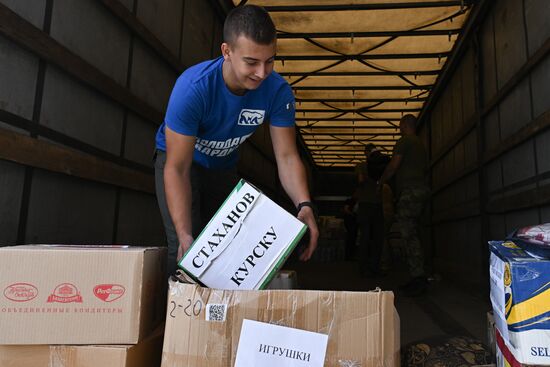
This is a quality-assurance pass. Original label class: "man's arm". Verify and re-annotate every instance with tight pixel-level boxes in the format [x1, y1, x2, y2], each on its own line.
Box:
[164, 127, 196, 260]
[270, 125, 319, 261]
[379, 154, 402, 189]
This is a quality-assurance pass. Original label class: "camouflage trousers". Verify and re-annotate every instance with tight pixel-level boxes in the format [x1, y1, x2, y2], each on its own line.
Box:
[395, 186, 430, 278]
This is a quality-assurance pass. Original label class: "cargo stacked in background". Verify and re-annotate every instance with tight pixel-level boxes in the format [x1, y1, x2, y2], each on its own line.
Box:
[0, 245, 166, 367]
[488, 240, 550, 367]
[311, 216, 347, 262]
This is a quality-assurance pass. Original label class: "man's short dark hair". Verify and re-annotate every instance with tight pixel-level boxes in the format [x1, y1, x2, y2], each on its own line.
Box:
[223, 5, 276, 46]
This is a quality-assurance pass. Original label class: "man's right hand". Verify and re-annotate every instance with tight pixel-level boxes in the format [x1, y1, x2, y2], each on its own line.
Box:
[177, 234, 194, 261]
[297, 206, 319, 261]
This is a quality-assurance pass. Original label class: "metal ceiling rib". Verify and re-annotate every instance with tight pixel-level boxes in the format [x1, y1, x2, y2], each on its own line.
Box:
[232, 0, 473, 168]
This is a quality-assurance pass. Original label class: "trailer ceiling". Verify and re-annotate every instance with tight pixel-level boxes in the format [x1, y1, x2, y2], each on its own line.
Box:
[232, 0, 474, 168]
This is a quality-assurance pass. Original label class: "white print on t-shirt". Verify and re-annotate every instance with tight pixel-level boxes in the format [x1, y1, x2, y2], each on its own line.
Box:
[195, 133, 253, 157]
[237, 109, 265, 126]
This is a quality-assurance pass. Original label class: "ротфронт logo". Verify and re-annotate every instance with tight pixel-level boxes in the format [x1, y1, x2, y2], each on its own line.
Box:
[93, 284, 125, 302]
[3, 283, 38, 302]
[47, 283, 83, 303]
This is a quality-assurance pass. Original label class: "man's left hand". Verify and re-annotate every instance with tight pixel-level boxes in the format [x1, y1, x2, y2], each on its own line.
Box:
[297, 206, 319, 261]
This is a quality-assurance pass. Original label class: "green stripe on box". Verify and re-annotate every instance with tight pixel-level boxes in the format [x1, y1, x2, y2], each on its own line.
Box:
[258, 224, 308, 290]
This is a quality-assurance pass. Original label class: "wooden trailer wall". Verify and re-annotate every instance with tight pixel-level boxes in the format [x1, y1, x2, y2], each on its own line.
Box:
[0, 0, 305, 247]
[423, 0, 550, 290]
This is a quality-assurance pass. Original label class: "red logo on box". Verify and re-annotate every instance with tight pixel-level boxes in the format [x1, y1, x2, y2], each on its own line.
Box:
[3, 283, 38, 302]
[47, 283, 83, 303]
[93, 284, 125, 302]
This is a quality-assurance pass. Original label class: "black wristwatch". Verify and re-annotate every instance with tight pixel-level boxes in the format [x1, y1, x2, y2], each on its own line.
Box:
[296, 201, 317, 215]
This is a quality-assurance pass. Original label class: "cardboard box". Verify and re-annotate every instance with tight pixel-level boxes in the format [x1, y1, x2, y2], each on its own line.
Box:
[318, 216, 346, 240]
[265, 270, 298, 290]
[161, 279, 400, 367]
[179, 180, 307, 290]
[0, 245, 166, 344]
[0, 324, 164, 367]
[489, 241, 550, 365]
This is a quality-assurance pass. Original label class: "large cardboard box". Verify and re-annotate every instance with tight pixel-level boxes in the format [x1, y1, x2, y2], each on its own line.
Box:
[179, 180, 307, 290]
[0, 245, 166, 344]
[161, 279, 400, 367]
[489, 241, 550, 365]
[0, 324, 164, 367]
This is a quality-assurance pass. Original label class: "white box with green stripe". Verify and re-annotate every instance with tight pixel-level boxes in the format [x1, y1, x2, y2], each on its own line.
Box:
[179, 179, 307, 290]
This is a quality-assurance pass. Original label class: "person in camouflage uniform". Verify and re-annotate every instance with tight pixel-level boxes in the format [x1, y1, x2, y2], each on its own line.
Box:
[379, 114, 430, 296]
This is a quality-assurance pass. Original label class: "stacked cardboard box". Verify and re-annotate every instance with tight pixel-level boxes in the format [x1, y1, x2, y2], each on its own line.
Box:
[318, 216, 346, 240]
[312, 216, 347, 263]
[489, 241, 550, 366]
[0, 245, 166, 366]
[161, 279, 400, 367]
[0, 324, 164, 367]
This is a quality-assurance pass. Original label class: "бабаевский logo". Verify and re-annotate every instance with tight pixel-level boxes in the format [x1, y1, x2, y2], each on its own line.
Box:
[47, 283, 83, 303]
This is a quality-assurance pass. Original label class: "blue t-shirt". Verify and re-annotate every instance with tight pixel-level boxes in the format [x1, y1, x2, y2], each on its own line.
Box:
[155, 57, 295, 169]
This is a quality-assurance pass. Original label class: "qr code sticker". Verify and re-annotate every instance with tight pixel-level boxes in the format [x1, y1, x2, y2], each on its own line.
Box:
[206, 304, 227, 322]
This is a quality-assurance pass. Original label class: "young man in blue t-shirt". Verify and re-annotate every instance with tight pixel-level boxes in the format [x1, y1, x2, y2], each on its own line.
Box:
[154, 5, 319, 275]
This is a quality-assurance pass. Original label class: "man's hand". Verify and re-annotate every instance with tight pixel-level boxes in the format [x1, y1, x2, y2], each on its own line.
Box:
[177, 233, 194, 262]
[297, 206, 319, 261]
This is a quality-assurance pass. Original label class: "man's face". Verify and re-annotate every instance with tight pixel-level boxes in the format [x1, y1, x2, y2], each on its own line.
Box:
[222, 36, 276, 92]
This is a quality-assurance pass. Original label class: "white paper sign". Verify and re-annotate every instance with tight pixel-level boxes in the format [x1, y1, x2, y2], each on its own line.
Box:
[234, 319, 328, 367]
